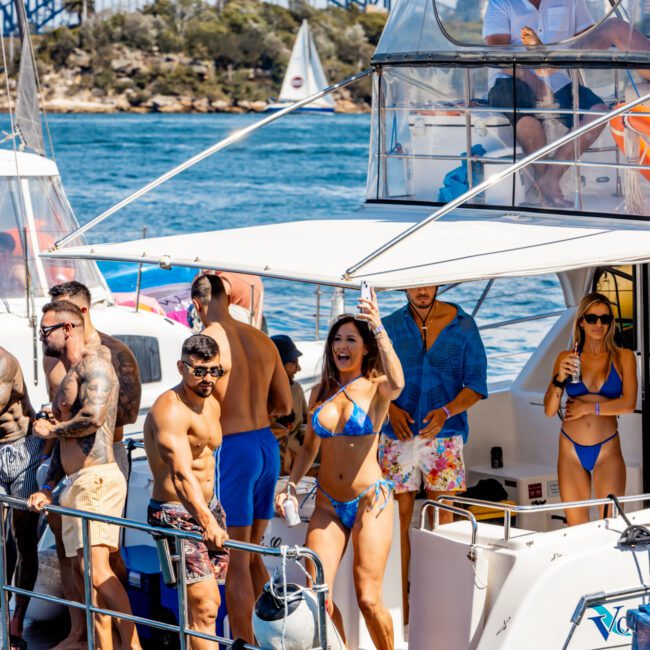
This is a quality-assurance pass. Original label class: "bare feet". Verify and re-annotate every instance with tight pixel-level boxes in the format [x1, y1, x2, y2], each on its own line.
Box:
[51, 635, 87, 650]
[534, 173, 574, 208]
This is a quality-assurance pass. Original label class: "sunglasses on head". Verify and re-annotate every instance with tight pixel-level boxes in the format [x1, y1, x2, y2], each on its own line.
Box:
[583, 313, 614, 326]
[39, 322, 76, 338]
[181, 361, 225, 378]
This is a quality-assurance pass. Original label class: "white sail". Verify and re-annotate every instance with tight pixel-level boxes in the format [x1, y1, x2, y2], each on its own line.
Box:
[277, 20, 335, 111]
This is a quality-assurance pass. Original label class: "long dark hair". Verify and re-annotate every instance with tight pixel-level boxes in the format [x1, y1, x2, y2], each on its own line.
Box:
[314, 315, 380, 405]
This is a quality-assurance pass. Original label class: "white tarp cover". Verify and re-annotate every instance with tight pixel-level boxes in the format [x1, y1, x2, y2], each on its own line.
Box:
[41, 205, 650, 289]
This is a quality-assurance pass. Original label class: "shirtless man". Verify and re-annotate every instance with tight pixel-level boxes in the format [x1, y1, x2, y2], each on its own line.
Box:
[27, 301, 141, 650]
[191, 274, 291, 643]
[42, 280, 141, 650]
[0, 347, 40, 648]
[144, 334, 229, 649]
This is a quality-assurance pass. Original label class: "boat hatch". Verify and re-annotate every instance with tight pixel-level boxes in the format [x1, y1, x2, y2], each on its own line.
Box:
[368, 0, 650, 217]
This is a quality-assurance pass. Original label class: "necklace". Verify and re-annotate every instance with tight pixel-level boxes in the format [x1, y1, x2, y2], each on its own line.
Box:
[410, 299, 438, 349]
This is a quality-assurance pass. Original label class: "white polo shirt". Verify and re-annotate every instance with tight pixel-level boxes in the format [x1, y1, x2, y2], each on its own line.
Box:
[483, 0, 594, 92]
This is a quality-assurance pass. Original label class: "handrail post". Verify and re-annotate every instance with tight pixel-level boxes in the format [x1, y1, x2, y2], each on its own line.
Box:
[504, 510, 511, 542]
[177, 539, 188, 650]
[82, 517, 96, 650]
[0, 505, 9, 650]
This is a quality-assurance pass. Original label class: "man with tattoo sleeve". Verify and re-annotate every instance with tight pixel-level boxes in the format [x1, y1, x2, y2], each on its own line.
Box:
[0, 347, 40, 649]
[145, 334, 229, 649]
[27, 301, 141, 650]
[41, 281, 142, 649]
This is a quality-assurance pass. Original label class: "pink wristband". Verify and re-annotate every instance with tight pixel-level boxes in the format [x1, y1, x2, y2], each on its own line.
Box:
[595, 403, 600, 416]
[441, 406, 451, 419]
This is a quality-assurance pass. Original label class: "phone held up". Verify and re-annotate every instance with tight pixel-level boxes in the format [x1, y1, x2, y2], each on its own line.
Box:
[356, 281, 372, 320]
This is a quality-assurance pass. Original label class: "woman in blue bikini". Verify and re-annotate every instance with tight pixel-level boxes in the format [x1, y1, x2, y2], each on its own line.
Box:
[276, 290, 404, 649]
[544, 292, 637, 526]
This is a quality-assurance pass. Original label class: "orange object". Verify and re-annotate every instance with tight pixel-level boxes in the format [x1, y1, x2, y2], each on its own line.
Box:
[610, 102, 650, 180]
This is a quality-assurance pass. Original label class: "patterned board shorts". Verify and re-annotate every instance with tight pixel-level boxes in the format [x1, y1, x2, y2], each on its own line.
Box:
[379, 434, 466, 494]
[0, 435, 44, 507]
[148, 498, 230, 585]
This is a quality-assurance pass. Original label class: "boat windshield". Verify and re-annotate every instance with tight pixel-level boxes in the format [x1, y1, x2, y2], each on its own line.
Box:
[0, 175, 106, 307]
[367, 0, 650, 216]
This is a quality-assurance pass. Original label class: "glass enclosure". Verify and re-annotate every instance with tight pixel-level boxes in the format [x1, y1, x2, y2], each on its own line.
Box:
[368, 0, 650, 216]
[0, 175, 107, 309]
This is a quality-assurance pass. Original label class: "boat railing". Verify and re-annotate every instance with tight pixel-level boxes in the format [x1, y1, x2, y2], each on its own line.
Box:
[420, 492, 650, 541]
[563, 584, 650, 649]
[0, 494, 329, 650]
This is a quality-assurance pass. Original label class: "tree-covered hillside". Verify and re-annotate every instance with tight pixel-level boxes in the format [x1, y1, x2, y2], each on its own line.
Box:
[14, 0, 386, 112]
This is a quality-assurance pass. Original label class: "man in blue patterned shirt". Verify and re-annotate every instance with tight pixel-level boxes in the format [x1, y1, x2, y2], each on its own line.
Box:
[379, 286, 488, 622]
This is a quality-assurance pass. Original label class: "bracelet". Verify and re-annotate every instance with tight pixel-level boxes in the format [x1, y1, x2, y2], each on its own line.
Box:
[286, 481, 297, 493]
[552, 374, 567, 390]
[41, 484, 53, 493]
[595, 403, 600, 416]
[373, 324, 385, 337]
[441, 406, 452, 419]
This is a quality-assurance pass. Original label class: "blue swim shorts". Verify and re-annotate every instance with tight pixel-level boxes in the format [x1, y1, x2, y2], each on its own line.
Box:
[215, 427, 280, 528]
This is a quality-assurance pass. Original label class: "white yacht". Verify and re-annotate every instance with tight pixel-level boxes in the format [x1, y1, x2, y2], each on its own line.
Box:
[32, 0, 650, 647]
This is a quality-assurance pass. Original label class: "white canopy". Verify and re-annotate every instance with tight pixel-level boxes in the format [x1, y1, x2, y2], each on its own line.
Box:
[41, 204, 650, 290]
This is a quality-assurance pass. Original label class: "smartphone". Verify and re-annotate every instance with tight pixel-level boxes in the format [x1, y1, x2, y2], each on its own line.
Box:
[356, 281, 372, 319]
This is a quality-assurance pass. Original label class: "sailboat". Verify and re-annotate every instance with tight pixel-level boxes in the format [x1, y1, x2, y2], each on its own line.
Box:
[265, 20, 336, 114]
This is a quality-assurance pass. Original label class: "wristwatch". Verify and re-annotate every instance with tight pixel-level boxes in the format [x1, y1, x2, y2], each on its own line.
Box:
[552, 374, 567, 389]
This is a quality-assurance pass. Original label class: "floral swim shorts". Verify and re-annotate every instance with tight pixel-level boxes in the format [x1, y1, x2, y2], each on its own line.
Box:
[147, 497, 230, 585]
[379, 434, 466, 494]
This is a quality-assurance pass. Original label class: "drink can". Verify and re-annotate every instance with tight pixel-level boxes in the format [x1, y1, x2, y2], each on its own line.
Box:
[284, 497, 301, 527]
[491, 446, 503, 469]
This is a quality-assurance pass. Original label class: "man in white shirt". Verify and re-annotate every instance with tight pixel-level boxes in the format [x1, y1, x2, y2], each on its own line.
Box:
[482, 0, 608, 206]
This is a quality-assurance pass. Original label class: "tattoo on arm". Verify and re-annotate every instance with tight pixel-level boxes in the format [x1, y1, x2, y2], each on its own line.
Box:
[115, 349, 141, 427]
[53, 356, 115, 439]
[44, 442, 65, 487]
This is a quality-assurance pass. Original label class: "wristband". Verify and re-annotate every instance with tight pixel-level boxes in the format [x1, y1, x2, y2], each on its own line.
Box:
[552, 374, 567, 389]
[595, 403, 600, 416]
[441, 406, 452, 419]
[373, 324, 385, 336]
[41, 484, 53, 493]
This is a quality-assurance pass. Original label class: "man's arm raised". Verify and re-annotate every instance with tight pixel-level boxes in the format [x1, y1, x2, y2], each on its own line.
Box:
[52, 355, 115, 439]
[153, 404, 227, 550]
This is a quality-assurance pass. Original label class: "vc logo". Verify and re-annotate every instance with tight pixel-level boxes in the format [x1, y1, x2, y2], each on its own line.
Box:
[588, 605, 631, 641]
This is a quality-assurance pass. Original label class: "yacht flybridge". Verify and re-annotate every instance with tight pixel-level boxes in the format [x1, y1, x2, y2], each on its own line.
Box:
[33, 0, 650, 647]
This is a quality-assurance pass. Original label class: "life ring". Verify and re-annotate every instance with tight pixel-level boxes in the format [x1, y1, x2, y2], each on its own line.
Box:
[610, 102, 650, 180]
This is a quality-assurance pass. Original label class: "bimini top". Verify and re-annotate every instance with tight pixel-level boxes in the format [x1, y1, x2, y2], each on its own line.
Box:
[373, 0, 650, 66]
[41, 203, 650, 290]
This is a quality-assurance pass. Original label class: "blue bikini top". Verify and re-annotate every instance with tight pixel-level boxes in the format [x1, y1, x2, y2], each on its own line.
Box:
[312, 376, 374, 439]
[565, 363, 623, 400]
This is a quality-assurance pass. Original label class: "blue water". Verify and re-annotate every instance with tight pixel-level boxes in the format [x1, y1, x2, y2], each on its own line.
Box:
[41, 113, 564, 378]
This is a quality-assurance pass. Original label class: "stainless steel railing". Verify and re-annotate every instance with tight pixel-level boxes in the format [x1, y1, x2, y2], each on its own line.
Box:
[0, 494, 329, 650]
[425, 492, 650, 541]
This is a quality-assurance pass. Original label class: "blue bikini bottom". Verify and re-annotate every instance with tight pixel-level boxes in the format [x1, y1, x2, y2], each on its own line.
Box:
[561, 429, 619, 473]
[317, 478, 394, 529]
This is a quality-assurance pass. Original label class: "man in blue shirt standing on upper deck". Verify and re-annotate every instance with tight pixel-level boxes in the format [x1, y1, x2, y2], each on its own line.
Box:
[379, 285, 488, 624]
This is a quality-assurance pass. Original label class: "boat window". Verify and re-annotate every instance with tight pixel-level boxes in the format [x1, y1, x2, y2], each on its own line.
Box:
[593, 265, 636, 350]
[28, 177, 107, 292]
[112, 334, 162, 384]
[366, 64, 650, 216]
[437, 0, 641, 48]
[0, 178, 31, 304]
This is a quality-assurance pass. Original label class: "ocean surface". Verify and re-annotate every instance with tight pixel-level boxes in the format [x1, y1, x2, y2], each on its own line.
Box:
[43, 113, 564, 379]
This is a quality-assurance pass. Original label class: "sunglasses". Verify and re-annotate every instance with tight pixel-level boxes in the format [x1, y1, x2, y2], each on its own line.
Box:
[181, 361, 225, 378]
[39, 322, 76, 339]
[583, 313, 614, 326]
